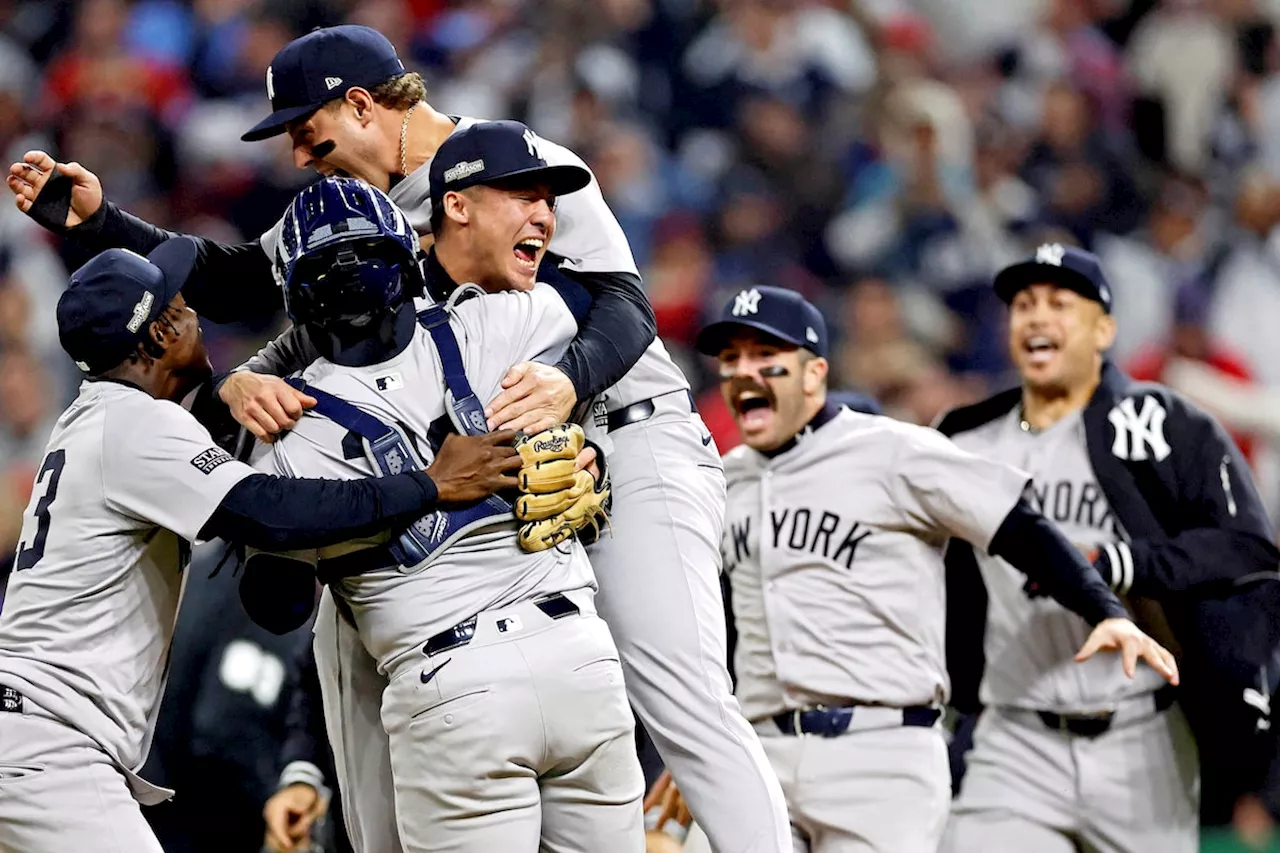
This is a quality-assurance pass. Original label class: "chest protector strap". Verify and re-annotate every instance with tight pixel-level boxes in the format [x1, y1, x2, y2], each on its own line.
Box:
[285, 300, 512, 572]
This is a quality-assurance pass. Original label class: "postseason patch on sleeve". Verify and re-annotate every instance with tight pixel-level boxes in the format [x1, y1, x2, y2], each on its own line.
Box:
[190, 447, 234, 475]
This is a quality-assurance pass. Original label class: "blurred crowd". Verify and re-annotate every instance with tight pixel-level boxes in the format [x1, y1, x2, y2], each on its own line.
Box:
[8, 0, 1280, 849]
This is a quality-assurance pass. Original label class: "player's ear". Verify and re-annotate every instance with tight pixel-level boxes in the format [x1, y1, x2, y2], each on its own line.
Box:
[1093, 311, 1117, 352]
[345, 88, 376, 127]
[443, 190, 469, 226]
[802, 355, 828, 395]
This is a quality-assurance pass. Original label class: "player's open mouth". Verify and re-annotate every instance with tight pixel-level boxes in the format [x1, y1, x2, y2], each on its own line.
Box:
[1023, 335, 1059, 367]
[513, 238, 544, 268]
[736, 391, 774, 429]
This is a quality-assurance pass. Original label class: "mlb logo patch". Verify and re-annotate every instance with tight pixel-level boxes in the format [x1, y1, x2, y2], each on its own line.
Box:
[375, 372, 404, 393]
[497, 615, 523, 634]
[190, 447, 233, 475]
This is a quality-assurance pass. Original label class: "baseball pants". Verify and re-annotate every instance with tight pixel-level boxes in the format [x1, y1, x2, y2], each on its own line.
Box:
[755, 715, 950, 853]
[589, 399, 791, 853]
[941, 700, 1199, 853]
[380, 590, 644, 853]
[0, 701, 163, 853]
[314, 589, 403, 853]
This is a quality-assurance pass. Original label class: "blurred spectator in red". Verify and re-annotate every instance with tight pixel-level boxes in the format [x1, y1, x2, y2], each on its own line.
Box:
[1127, 282, 1258, 466]
[42, 0, 193, 125]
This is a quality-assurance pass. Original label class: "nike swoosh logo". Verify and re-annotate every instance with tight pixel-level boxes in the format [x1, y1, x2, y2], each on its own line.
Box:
[421, 658, 451, 685]
[702, 434, 713, 446]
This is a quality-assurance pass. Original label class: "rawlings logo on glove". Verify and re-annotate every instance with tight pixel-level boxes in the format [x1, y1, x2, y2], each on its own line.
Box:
[513, 423, 611, 552]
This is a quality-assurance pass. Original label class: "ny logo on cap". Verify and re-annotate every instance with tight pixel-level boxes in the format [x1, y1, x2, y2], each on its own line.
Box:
[325, 76, 343, 91]
[127, 291, 154, 334]
[1036, 243, 1066, 266]
[266, 66, 275, 101]
[732, 288, 762, 317]
[806, 327, 819, 344]
[523, 129, 540, 158]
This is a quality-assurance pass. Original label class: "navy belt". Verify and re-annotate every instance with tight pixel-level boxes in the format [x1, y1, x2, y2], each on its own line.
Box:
[772, 704, 941, 737]
[423, 593, 580, 657]
[1035, 684, 1177, 738]
[316, 545, 399, 585]
[606, 390, 697, 433]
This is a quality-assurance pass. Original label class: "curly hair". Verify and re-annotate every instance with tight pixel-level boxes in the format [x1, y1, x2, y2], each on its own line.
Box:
[371, 72, 427, 111]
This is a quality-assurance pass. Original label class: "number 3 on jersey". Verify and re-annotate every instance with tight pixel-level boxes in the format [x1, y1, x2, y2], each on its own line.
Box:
[16, 450, 66, 571]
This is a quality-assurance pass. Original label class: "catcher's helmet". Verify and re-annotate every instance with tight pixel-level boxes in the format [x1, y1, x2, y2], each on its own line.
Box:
[275, 177, 424, 327]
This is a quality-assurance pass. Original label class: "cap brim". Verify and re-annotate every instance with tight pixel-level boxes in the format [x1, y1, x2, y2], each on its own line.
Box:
[484, 164, 593, 197]
[695, 319, 805, 356]
[241, 103, 324, 142]
[993, 261, 1104, 308]
[147, 236, 199, 309]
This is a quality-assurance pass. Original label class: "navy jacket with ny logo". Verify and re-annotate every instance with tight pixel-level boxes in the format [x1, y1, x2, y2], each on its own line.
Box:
[938, 362, 1280, 751]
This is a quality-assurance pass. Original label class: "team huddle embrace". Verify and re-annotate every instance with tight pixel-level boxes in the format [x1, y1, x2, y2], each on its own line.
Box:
[1, 22, 1277, 853]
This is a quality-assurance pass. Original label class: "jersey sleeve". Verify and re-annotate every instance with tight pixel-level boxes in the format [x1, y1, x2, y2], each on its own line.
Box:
[535, 135, 640, 277]
[102, 397, 256, 542]
[889, 425, 1030, 550]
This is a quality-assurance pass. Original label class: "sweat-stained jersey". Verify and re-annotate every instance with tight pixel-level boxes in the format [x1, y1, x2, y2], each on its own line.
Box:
[949, 408, 1167, 712]
[257, 116, 687, 414]
[721, 408, 1029, 720]
[0, 381, 253, 785]
[251, 285, 596, 675]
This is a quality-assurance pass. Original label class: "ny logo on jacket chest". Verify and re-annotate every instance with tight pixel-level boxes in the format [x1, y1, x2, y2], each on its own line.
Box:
[1108, 396, 1171, 462]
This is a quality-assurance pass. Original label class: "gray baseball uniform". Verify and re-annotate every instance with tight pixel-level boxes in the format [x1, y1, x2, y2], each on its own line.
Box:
[254, 118, 788, 853]
[0, 381, 256, 852]
[252, 284, 644, 853]
[722, 404, 1029, 853]
[942, 408, 1198, 853]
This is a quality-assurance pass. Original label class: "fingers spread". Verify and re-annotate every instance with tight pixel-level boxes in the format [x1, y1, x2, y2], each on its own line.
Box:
[1121, 640, 1138, 678]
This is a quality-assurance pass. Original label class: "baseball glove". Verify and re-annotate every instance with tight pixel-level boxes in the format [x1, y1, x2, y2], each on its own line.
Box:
[514, 424, 611, 552]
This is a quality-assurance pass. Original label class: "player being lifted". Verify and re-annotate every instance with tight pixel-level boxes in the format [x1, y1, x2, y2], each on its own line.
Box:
[939, 246, 1280, 853]
[673, 285, 1178, 853]
[0, 238, 520, 853]
[9, 25, 789, 853]
[251, 127, 645, 852]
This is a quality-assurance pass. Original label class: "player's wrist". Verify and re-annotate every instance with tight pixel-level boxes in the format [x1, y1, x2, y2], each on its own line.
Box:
[277, 761, 329, 801]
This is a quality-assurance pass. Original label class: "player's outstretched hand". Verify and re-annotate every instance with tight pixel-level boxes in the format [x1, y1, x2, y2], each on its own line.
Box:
[429, 430, 522, 503]
[7, 151, 103, 228]
[263, 782, 328, 852]
[486, 362, 577, 433]
[220, 372, 318, 442]
[1074, 617, 1180, 684]
[644, 770, 693, 841]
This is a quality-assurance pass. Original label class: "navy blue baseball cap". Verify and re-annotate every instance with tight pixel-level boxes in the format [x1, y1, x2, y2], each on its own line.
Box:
[993, 243, 1113, 313]
[57, 237, 198, 374]
[242, 25, 407, 142]
[696, 286, 829, 358]
[429, 121, 592, 210]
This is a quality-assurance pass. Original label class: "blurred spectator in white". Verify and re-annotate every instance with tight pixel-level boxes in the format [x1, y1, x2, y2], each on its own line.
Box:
[1208, 165, 1280, 384]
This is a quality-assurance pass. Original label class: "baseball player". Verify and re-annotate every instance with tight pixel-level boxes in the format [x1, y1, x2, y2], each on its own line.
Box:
[0, 237, 519, 853]
[938, 245, 1280, 853]
[252, 156, 643, 852]
[690, 285, 1179, 853]
[9, 25, 791, 853]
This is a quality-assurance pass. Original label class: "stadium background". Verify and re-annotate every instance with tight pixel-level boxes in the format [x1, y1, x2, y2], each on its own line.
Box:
[4, 0, 1280, 849]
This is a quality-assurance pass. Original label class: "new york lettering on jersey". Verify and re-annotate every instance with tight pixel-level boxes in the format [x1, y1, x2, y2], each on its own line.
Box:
[722, 407, 1028, 718]
[951, 408, 1162, 712]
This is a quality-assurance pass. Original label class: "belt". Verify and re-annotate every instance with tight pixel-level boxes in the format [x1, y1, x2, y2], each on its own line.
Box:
[316, 545, 399, 585]
[772, 704, 941, 737]
[1035, 684, 1178, 738]
[423, 593, 580, 657]
[606, 390, 697, 433]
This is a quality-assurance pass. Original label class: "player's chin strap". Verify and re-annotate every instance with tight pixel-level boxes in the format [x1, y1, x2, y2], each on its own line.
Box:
[284, 292, 512, 573]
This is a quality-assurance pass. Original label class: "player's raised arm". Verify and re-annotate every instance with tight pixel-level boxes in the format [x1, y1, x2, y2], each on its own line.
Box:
[890, 428, 1178, 683]
[9, 150, 279, 323]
